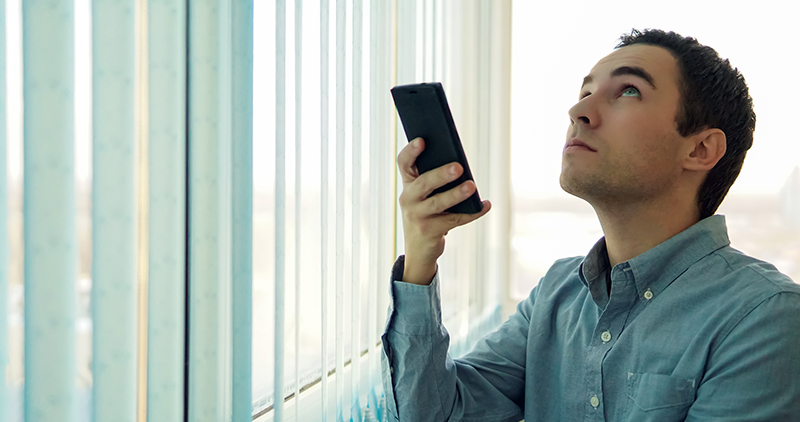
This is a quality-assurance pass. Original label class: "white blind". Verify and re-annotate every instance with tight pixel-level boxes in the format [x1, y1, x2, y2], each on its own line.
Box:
[2, 1, 254, 421]
[262, 0, 512, 421]
[1, 0, 510, 420]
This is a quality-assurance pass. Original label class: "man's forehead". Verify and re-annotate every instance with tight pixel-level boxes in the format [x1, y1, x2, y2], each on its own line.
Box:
[584, 44, 678, 85]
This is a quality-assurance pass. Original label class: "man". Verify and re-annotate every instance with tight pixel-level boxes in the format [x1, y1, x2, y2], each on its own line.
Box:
[381, 29, 800, 421]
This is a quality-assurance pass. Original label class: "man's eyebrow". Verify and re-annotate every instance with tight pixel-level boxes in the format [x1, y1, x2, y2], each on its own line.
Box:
[581, 66, 658, 90]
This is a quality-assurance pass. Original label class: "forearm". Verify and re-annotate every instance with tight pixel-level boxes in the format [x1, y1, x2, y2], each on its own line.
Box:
[380, 258, 452, 421]
[380, 257, 527, 422]
[401, 254, 437, 285]
[381, 312, 454, 422]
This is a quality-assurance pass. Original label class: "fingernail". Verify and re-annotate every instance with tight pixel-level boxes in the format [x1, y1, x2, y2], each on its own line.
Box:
[461, 184, 471, 193]
[413, 138, 421, 148]
[450, 164, 458, 176]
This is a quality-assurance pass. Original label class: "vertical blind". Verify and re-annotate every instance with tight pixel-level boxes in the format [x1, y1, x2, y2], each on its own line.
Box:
[92, 0, 136, 420]
[265, 0, 512, 421]
[22, 1, 78, 419]
[2, 0, 511, 421]
[2, 0, 254, 421]
[146, 0, 187, 418]
[0, 0, 6, 416]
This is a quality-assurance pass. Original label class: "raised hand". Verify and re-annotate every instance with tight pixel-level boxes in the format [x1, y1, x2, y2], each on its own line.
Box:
[397, 138, 492, 285]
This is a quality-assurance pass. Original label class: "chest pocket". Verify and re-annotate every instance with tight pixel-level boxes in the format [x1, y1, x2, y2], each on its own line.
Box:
[625, 372, 696, 421]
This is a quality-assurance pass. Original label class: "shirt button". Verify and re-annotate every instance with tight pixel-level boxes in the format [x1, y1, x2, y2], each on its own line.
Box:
[644, 289, 653, 300]
[601, 330, 612, 342]
[590, 395, 600, 408]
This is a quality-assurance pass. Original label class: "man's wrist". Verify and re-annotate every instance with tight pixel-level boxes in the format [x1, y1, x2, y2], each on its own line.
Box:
[401, 256, 437, 285]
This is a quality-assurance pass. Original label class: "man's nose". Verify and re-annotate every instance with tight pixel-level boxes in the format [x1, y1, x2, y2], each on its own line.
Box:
[568, 96, 600, 129]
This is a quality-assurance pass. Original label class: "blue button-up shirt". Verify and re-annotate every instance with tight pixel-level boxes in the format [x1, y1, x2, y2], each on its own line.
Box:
[381, 215, 800, 421]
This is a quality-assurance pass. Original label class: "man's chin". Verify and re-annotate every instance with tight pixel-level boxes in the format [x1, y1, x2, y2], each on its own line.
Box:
[560, 173, 584, 196]
[560, 174, 598, 203]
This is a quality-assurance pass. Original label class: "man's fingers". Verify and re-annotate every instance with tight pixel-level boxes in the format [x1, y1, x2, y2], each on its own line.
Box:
[397, 138, 425, 183]
[423, 200, 492, 234]
[460, 200, 492, 224]
[424, 180, 473, 214]
[410, 161, 463, 200]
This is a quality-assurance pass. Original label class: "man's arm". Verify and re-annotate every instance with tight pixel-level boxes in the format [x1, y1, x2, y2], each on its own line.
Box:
[396, 137, 491, 286]
[686, 291, 800, 421]
[381, 256, 532, 422]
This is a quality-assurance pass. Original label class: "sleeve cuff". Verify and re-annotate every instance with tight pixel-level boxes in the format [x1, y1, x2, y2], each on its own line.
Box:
[386, 255, 444, 336]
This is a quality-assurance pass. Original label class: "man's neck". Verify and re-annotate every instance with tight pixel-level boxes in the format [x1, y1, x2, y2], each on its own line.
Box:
[593, 195, 701, 268]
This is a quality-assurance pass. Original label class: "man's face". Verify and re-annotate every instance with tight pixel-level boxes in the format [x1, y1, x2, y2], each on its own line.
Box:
[560, 44, 688, 206]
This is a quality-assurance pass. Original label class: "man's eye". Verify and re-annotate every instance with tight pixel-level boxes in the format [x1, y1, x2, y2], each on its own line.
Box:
[580, 92, 590, 99]
[620, 85, 641, 97]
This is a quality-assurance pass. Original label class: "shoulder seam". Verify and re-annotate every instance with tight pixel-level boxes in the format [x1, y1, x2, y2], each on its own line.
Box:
[712, 248, 797, 290]
[711, 289, 800, 357]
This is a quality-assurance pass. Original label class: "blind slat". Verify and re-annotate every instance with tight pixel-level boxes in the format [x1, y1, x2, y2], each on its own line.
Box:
[274, 0, 286, 419]
[293, 0, 303, 421]
[0, 0, 7, 416]
[334, 0, 346, 418]
[231, 0, 254, 420]
[320, 0, 331, 418]
[147, 0, 187, 419]
[22, 1, 77, 420]
[351, 0, 363, 419]
[187, 0, 233, 419]
[367, 1, 381, 417]
[91, 0, 137, 420]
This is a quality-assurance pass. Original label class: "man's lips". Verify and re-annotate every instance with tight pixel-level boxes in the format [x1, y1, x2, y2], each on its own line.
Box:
[564, 138, 596, 152]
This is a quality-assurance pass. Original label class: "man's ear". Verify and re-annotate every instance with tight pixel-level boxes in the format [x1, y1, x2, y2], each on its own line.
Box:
[684, 128, 726, 171]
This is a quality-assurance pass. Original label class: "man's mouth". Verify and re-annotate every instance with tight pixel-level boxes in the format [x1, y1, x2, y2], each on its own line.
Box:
[565, 138, 596, 152]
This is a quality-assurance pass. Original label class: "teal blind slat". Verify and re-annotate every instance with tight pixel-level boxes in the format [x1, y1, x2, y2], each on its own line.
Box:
[0, 1, 7, 417]
[188, 0, 233, 419]
[367, 1, 381, 418]
[231, 1, 254, 420]
[274, 0, 286, 419]
[293, 0, 302, 419]
[147, 0, 187, 420]
[334, 0, 345, 418]
[319, 0, 331, 419]
[91, 1, 137, 420]
[22, 1, 77, 421]
[351, 0, 363, 419]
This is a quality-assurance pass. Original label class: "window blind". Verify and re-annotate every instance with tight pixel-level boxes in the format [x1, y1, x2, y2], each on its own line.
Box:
[146, 0, 187, 418]
[0, 0, 7, 417]
[3, 0, 254, 420]
[2, 0, 509, 421]
[91, 0, 137, 420]
[22, 2, 77, 419]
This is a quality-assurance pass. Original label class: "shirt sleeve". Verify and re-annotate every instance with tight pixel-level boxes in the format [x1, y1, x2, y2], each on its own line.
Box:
[381, 255, 530, 422]
[685, 291, 800, 422]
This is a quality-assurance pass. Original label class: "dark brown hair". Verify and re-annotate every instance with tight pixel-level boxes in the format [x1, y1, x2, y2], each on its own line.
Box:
[617, 29, 756, 219]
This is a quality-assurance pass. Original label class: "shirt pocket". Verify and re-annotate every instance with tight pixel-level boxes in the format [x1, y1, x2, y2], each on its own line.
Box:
[625, 372, 696, 421]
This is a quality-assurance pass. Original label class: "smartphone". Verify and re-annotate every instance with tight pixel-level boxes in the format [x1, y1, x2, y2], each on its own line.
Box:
[391, 82, 483, 214]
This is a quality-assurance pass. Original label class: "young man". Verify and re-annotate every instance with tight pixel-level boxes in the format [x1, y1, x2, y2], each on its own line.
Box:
[381, 29, 800, 421]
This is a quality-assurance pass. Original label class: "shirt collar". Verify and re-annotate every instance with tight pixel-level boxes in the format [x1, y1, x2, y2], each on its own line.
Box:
[579, 237, 610, 288]
[579, 215, 731, 297]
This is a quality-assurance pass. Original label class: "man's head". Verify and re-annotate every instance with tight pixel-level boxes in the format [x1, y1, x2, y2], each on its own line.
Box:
[560, 29, 755, 219]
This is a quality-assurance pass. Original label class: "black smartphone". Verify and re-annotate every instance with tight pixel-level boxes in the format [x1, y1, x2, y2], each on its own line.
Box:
[391, 82, 483, 214]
